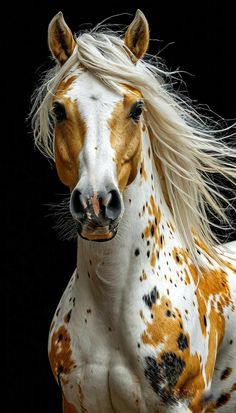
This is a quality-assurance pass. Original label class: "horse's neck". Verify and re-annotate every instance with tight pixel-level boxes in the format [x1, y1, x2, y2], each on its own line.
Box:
[75, 128, 181, 316]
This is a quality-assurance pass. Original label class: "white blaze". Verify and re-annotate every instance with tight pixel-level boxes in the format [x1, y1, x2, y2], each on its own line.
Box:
[66, 71, 122, 194]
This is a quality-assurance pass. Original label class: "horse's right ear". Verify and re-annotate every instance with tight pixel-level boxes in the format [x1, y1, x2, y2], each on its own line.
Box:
[48, 12, 76, 65]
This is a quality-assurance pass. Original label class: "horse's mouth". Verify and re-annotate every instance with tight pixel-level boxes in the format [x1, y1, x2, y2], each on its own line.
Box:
[76, 223, 117, 242]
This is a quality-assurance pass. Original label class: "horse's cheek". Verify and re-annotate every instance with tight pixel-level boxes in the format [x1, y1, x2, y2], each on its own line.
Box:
[54, 138, 78, 190]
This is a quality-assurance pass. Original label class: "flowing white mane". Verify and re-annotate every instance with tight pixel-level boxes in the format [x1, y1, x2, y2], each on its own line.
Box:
[30, 26, 236, 264]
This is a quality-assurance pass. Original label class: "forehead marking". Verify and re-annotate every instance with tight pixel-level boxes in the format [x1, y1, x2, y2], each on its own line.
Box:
[62, 72, 121, 191]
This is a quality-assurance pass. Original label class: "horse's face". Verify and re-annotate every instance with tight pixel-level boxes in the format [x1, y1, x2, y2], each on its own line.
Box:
[53, 72, 144, 240]
[49, 10, 149, 241]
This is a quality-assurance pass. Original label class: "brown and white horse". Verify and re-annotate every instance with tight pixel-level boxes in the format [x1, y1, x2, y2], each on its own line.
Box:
[31, 10, 236, 413]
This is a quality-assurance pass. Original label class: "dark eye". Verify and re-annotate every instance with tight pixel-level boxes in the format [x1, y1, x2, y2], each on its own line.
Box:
[52, 102, 66, 122]
[129, 101, 144, 123]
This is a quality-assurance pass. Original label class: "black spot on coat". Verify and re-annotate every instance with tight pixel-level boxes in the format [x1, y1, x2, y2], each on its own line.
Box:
[216, 393, 231, 407]
[177, 333, 188, 351]
[65, 309, 72, 323]
[144, 353, 185, 404]
[143, 286, 159, 308]
[220, 368, 232, 380]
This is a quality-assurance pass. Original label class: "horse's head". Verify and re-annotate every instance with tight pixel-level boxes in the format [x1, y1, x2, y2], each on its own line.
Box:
[48, 11, 149, 241]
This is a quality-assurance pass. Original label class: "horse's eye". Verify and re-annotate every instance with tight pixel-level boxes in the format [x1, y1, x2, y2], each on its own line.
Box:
[129, 101, 144, 122]
[52, 102, 66, 122]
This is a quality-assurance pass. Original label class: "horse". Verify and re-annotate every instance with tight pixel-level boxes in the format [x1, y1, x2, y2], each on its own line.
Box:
[31, 9, 236, 413]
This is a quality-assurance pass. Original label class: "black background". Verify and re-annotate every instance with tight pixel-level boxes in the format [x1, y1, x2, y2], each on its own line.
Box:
[6, 2, 236, 413]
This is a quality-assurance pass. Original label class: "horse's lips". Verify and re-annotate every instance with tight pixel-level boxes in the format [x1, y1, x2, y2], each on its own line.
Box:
[81, 226, 113, 241]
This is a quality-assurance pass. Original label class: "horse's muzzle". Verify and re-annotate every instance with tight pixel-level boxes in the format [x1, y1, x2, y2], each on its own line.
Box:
[70, 187, 122, 242]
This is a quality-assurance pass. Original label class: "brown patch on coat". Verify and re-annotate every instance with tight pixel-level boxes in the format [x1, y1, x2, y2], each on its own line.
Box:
[196, 267, 230, 339]
[172, 247, 189, 266]
[109, 93, 142, 191]
[184, 269, 191, 285]
[188, 264, 199, 285]
[204, 307, 223, 384]
[150, 195, 161, 223]
[150, 250, 157, 267]
[190, 266, 231, 394]
[54, 96, 86, 190]
[143, 195, 163, 264]
[143, 196, 164, 268]
[49, 325, 75, 383]
[171, 247, 231, 347]
[171, 248, 194, 285]
[141, 297, 183, 347]
[63, 397, 79, 413]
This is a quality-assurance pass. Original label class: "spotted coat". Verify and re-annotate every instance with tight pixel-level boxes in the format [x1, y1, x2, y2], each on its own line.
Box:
[49, 124, 236, 412]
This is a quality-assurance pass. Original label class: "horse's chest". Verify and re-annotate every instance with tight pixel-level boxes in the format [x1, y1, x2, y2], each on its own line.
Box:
[49, 311, 153, 412]
[66, 359, 146, 413]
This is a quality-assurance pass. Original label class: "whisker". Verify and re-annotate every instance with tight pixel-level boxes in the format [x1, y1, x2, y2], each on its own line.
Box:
[46, 195, 78, 241]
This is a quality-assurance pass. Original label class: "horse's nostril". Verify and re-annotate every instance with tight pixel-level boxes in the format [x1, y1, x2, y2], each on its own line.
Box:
[71, 189, 86, 217]
[71, 187, 121, 222]
[106, 189, 122, 220]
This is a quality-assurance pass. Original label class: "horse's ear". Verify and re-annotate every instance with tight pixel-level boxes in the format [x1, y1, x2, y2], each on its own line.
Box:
[124, 9, 149, 61]
[48, 12, 76, 65]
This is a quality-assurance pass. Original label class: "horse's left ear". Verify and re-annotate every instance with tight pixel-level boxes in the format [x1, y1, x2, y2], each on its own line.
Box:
[124, 9, 149, 61]
[48, 12, 76, 65]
